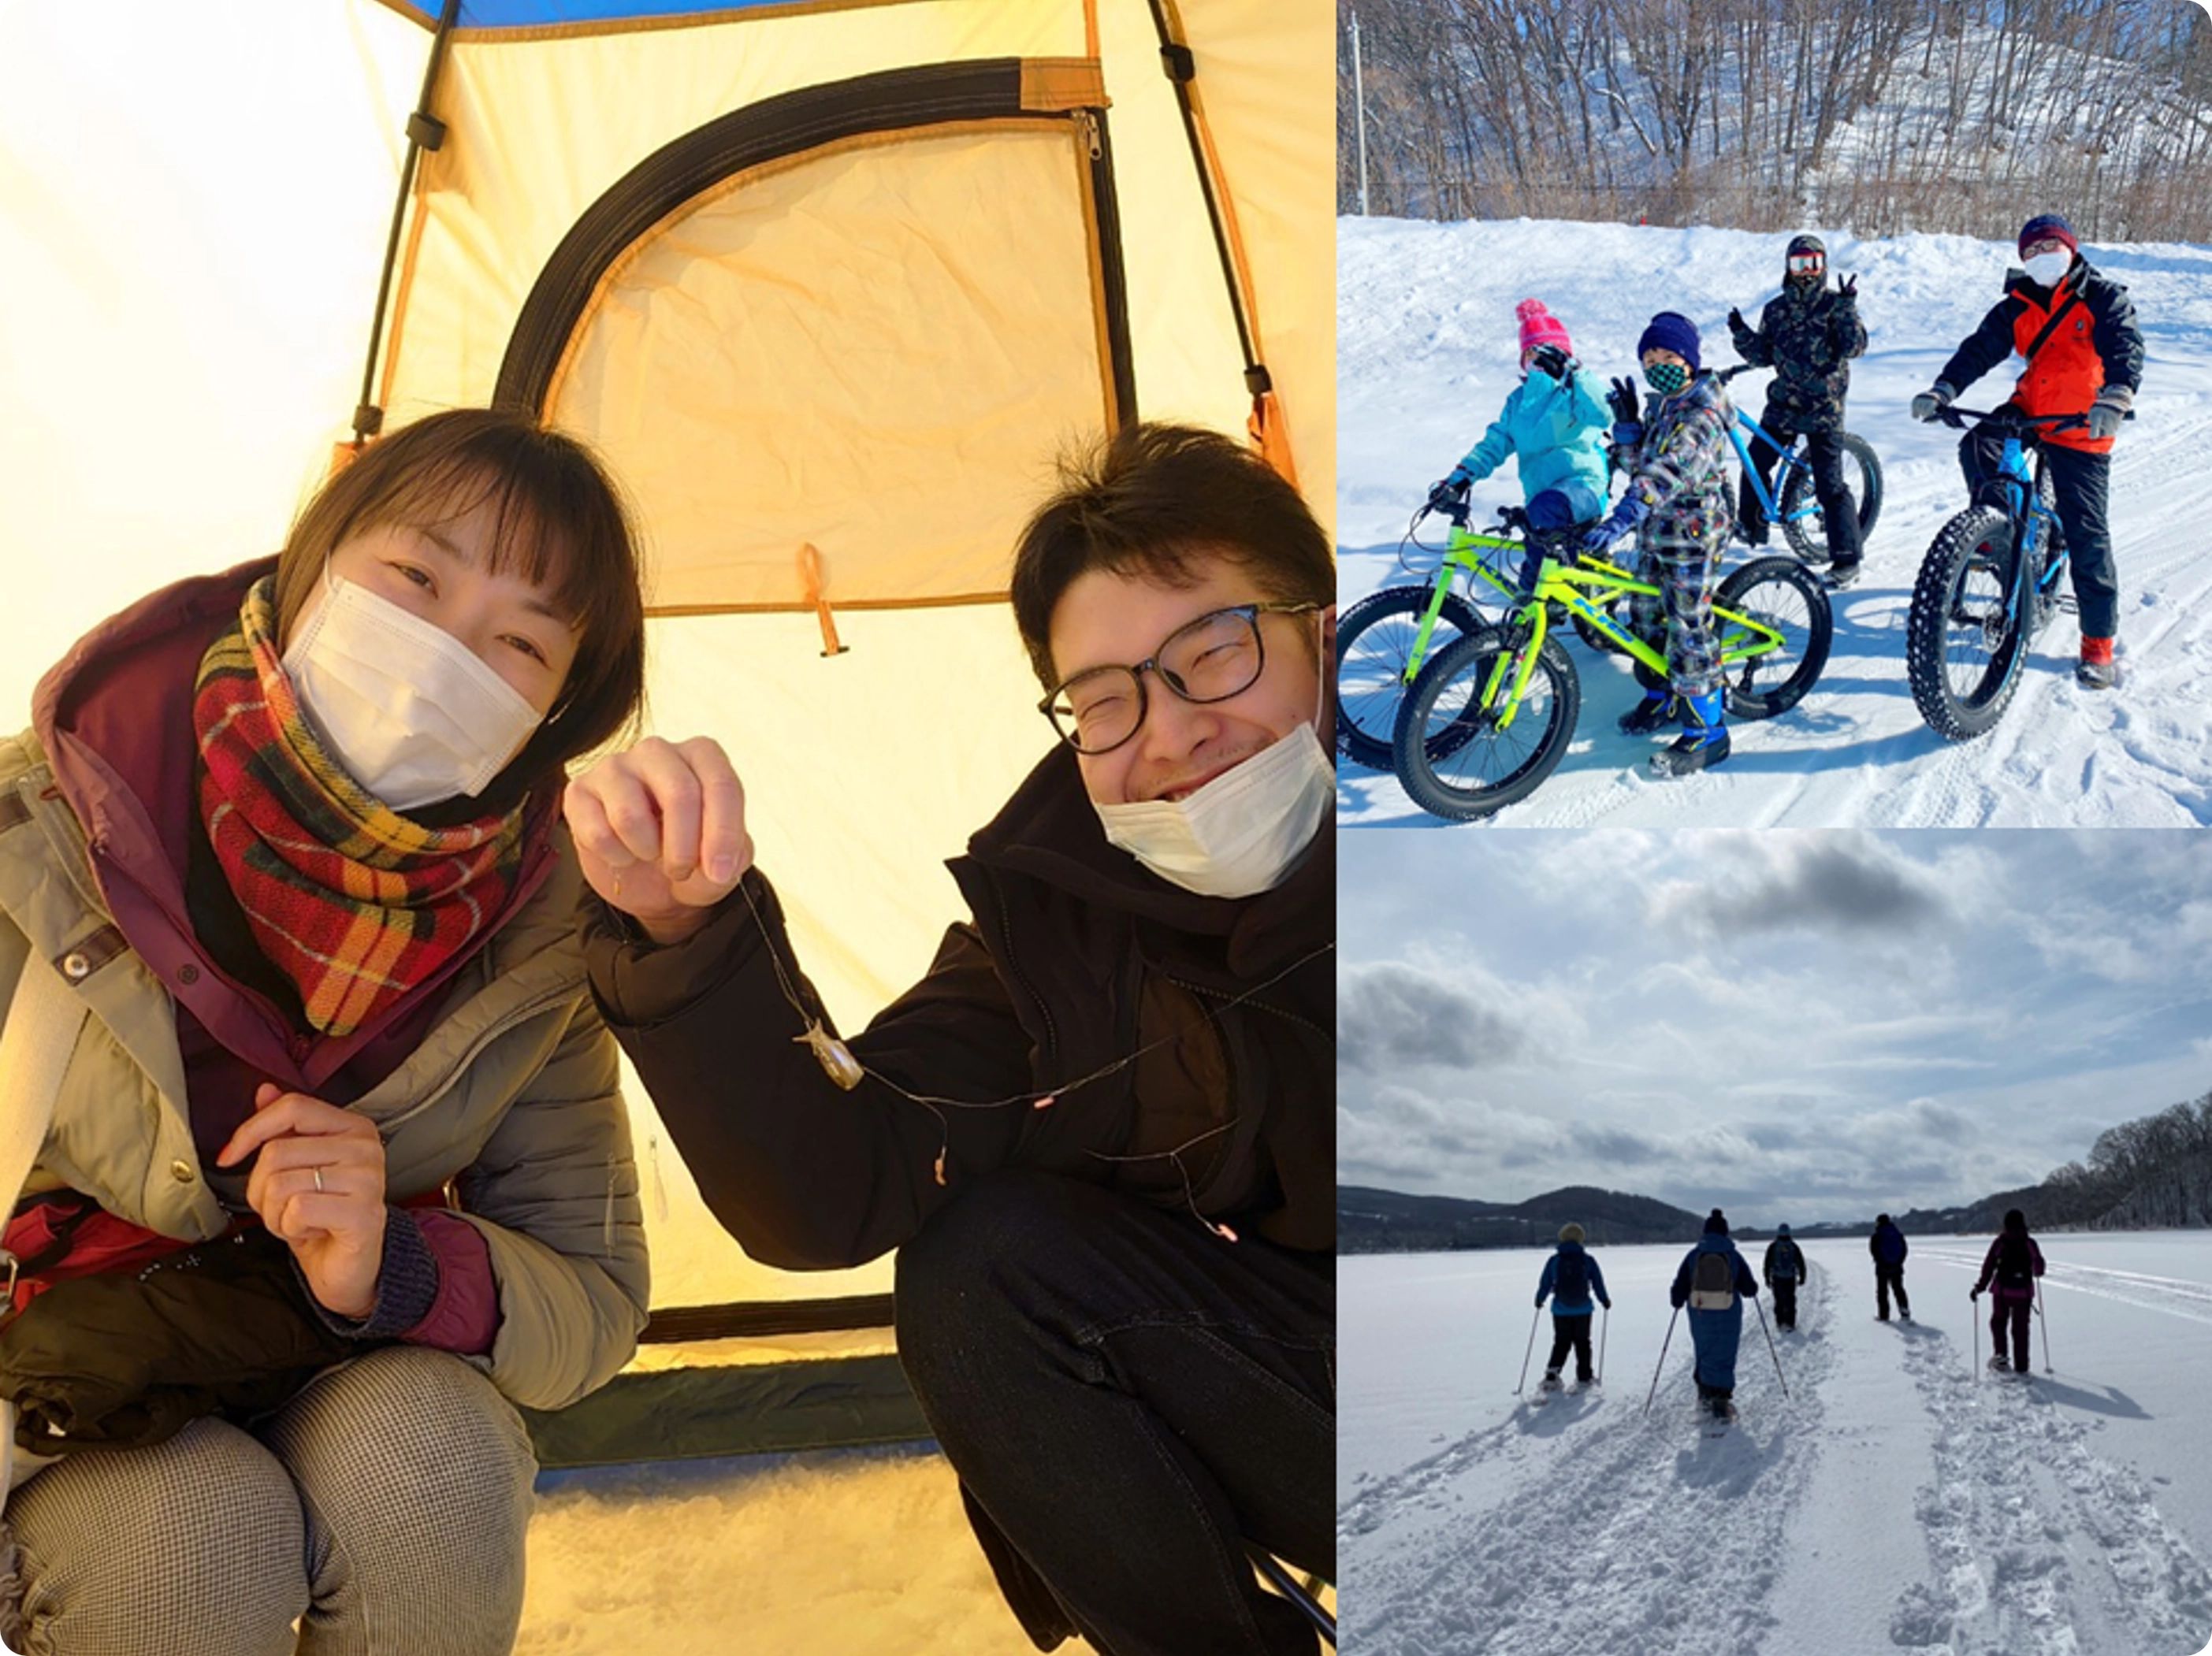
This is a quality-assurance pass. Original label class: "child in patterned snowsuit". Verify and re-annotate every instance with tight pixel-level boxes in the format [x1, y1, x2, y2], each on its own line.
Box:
[1582, 311, 1738, 778]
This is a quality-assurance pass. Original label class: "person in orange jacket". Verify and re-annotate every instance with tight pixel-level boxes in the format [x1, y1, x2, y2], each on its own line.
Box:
[1911, 213, 2144, 690]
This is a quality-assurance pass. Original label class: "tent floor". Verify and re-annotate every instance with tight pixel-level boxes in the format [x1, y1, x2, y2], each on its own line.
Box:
[518, 1441, 1040, 1654]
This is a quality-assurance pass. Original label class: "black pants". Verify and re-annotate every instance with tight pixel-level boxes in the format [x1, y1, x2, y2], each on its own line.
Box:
[1742, 420, 1864, 564]
[1957, 418, 2118, 637]
[1771, 1278, 1798, 1328]
[894, 1170, 1333, 1656]
[1545, 1313, 1595, 1382]
[1875, 1264, 1909, 1320]
[1991, 1295, 2034, 1372]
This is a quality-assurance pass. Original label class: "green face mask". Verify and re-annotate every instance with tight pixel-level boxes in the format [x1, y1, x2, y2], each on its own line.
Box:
[1645, 361, 1690, 395]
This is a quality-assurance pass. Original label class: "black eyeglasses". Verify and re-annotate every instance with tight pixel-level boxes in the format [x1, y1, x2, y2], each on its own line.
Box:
[1039, 603, 1320, 755]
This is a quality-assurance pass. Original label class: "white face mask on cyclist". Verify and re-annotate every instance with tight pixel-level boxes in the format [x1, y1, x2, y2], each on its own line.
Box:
[2023, 250, 2072, 289]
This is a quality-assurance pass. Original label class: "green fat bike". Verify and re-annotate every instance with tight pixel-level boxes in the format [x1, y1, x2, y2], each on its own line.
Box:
[1380, 500, 1833, 821]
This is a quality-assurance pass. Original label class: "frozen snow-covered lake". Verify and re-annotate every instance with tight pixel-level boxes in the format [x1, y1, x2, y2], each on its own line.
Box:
[1340, 1231, 2212, 1655]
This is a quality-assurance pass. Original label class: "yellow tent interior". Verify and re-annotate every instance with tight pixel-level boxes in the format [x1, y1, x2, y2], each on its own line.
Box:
[0, 0, 1331, 1472]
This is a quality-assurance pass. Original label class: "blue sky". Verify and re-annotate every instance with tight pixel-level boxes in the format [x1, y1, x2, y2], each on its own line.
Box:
[1339, 830, 2212, 1225]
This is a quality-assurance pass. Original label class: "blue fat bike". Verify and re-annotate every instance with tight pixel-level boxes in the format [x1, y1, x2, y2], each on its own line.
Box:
[1905, 405, 2090, 740]
[1716, 364, 1884, 565]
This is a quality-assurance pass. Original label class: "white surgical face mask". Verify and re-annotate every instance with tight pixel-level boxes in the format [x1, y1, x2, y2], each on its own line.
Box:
[281, 574, 544, 812]
[1092, 723, 1333, 900]
[2024, 250, 2071, 288]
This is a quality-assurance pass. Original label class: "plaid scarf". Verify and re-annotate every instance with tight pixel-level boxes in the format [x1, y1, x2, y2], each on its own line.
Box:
[192, 577, 529, 1038]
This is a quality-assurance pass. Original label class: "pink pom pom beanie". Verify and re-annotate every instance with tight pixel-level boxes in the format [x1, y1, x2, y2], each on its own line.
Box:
[1516, 299, 1573, 356]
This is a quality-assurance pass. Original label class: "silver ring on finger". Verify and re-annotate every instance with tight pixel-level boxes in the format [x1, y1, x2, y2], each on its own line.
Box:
[314, 1166, 325, 1194]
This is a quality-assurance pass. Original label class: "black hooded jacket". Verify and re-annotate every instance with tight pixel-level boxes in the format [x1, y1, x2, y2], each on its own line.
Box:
[1728, 238, 1868, 435]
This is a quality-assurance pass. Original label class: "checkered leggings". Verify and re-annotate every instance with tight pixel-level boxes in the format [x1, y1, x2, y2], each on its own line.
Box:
[1628, 518, 1727, 700]
[0, 1347, 536, 1655]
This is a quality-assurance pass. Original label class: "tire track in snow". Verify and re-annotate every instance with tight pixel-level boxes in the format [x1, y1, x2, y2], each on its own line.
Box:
[1888, 1318, 2212, 1655]
[1341, 1272, 1835, 1656]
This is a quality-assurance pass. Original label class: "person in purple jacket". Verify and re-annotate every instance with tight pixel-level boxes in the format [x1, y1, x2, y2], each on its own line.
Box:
[1972, 1208, 2048, 1374]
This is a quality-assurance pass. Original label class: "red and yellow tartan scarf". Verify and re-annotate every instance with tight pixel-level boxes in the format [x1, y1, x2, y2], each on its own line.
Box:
[191, 577, 529, 1038]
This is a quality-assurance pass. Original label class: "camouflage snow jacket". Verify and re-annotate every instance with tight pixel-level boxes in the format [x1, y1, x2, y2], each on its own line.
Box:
[1616, 371, 1736, 561]
[1727, 280, 1868, 435]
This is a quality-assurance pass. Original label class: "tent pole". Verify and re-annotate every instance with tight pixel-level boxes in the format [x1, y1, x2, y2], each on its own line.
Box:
[351, 0, 463, 448]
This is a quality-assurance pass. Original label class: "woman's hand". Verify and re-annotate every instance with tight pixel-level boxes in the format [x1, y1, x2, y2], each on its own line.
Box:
[565, 735, 752, 946]
[219, 1085, 388, 1320]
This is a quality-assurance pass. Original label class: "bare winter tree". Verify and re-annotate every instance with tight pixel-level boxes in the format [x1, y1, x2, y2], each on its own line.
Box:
[1336, 0, 2212, 240]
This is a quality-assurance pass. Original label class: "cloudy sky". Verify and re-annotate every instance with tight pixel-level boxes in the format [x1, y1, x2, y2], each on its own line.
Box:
[1340, 830, 2212, 1227]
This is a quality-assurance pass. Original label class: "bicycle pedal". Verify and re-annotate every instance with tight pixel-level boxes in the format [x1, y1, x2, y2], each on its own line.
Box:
[2056, 595, 2078, 615]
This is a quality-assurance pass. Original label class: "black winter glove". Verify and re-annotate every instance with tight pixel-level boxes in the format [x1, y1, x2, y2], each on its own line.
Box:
[1526, 343, 1574, 382]
[1838, 273, 1858, 301]
[1427, 473, 1470, 513]
[1727, 306, 1748, 332]
[1607, 375, 1641, 428]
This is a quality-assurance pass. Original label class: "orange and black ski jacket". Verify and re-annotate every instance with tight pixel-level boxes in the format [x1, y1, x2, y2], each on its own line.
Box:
[1936, 257, 2143, 454]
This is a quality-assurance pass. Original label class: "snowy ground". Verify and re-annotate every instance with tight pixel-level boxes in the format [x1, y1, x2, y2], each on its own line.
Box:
[1340, 1233, 2212, 1656]
[1337, 217, 2212, 827]
[516, 1443, 1041, 1654]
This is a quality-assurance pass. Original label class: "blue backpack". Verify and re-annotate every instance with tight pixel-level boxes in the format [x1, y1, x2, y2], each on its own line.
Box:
[1554, 1249, 1589, 1303]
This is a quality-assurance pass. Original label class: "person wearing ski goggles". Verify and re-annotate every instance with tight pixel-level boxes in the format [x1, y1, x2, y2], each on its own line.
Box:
[1727, 232, 1871, 587]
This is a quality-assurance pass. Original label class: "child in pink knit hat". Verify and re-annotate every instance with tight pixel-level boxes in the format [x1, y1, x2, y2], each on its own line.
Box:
[1426, 298, 1613, 541]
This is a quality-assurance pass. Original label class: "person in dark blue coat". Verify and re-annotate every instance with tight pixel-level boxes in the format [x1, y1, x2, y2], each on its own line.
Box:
[1870, 1213, 1912, 1321]
[1671, 1209, 1760, 1418]
[1535, 1222, 1613, 1389]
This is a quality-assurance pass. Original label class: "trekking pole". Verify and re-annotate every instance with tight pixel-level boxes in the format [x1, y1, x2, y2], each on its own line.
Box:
[1513, 1305, 1541, 1395]
[2037, 1281, 2053, 1374]
[1642, 1305, 1681, 1417]
[1753, 1294, 1790, 1398]
[1597, 1305, 1609, 1384]
[1971, 1294, 1980, 1383]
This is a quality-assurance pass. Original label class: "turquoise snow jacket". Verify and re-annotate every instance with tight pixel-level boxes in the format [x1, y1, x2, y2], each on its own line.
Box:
[1454, 369, 1614, 506]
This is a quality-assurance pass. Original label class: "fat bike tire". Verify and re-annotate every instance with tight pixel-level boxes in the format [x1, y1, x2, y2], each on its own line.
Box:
[1907, 507, 2028, 741]
[1392, 625, 1580, 822]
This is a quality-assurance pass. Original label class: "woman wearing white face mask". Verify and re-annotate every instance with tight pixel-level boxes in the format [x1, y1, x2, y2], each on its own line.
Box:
[0, 409, 650, 1654]
[567, 424, 1334, 1655]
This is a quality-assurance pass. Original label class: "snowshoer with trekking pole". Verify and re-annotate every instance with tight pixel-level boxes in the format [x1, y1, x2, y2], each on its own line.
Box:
[1971, 1208, 2047, 1376]
[1762, 1223, 1807, 1331]
[1669, 1209, 1760, 1421]
[1425, 299, 1613, 555]
[1535, 1223, 1613, 1392]
[1728, 232, 1870, 587]
[1593, 311, 1739, 778]
[1870, 1212, 1912, 1321]
[1910, 212, 2145, 690]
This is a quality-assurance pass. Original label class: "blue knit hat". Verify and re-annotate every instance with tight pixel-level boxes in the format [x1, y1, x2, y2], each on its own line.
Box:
[1638, 311, 1701, 373]
[2019, 214, 2077, 257]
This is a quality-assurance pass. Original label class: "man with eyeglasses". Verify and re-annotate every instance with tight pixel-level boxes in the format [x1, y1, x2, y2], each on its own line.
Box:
[564, 422, 1334, 1655]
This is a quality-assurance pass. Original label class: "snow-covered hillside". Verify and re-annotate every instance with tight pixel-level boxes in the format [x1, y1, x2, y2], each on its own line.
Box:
[1336, 217, 2212, 827]
[1340, 1235, 2212, 1656]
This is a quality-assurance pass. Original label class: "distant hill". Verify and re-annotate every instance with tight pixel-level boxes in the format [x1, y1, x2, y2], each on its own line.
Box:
[1340, 1185, 1707, 1253]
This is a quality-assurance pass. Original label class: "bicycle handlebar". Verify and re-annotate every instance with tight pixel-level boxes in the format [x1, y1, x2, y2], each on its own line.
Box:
[1716, 363, 1761, 383]
[1937, 405, 2134, 433]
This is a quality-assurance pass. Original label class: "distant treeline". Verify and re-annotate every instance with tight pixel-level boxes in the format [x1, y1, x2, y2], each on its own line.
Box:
[1339, 0, 2212, 239]
[1339, 1183, 1707, 1253]
[1342, 1088, 2212, 1253]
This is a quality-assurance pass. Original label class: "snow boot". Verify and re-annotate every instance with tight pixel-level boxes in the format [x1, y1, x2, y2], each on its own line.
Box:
[1987, 1353, 2013, 1374]
[2076, 635, 2121, 690]
[1618, 689, 1677, 735]
[1539, 1370, 1563, 1393]
[1649, 690, 1730, 778]
[1824, 556, 1862, 591]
